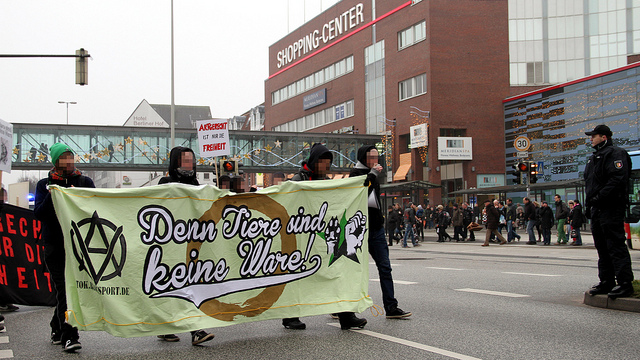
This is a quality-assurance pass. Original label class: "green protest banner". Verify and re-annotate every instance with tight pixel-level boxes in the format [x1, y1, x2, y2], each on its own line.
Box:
[50, 176, 372, 338]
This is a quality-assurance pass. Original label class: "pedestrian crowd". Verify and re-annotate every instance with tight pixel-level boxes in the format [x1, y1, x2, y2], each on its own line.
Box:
[384, 194, 590, 248]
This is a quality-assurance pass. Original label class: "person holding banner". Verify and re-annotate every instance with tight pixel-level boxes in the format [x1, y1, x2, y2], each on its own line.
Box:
[34, 143, 95, 352]
[157, 146, 216, 345]
[350, 145, 412, 320]
[288, 143, 368, 330]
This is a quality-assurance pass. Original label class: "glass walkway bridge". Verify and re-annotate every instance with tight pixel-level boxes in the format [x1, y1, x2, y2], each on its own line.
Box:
[10, 123, 382, 173]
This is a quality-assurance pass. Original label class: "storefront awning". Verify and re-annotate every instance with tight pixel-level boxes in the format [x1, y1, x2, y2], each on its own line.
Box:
[381, 180, 441, 192]
[448, 179, 585, 195]
[393, 164, 411, 181]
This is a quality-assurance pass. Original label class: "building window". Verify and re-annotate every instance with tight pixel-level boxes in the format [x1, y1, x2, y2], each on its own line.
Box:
[398, 20, 426, 50]
[526, 62, 544, 84]
[272, 100, 355, 132]
[399, 73, 427, 101]
[271, 56, 354, 106]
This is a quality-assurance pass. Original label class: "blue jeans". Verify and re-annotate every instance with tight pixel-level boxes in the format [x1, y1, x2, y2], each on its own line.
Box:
[542, 227, 551, 244]
[507, 220, 520, 242]
[527, 220, 536, 242]
[572, 226, 582, 245]
[403, 224, 416, 246]
[369, 227, 398, 313]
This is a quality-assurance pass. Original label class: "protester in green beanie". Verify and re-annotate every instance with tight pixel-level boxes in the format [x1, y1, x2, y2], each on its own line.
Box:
[49, 143, 74, 165]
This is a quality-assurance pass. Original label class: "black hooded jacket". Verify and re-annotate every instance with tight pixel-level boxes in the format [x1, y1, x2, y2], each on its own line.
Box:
[34, 170, 95, 251]
[159, 147, 199, 185]
[291, 143, 333, 181]
[349, 145, 384, 231]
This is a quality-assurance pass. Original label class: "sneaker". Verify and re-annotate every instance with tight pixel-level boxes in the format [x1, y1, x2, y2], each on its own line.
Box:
[191, 330, 215, 345]
[329, 313, 339, 319]
[386, 308, 412, 319]
[157, 334, 180, 342]
[63, 339, 82, 353]
[51, 331, 62, 345]
[0, 304, 18, 312]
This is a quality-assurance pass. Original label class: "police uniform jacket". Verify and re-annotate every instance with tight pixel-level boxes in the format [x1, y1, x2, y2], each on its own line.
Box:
[584, 140, 631, 215]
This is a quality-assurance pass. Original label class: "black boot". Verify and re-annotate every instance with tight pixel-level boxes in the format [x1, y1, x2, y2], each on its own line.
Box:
[608, 283, 634, 299]
[587, 281, 615, 296]
[282, 317, 306, 330]
[338, 312, 367, 330]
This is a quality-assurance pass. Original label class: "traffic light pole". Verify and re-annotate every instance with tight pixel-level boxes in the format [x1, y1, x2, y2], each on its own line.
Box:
[0, 50, 90, 85]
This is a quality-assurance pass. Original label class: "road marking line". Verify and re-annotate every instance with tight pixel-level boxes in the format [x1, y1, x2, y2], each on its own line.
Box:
[455, 288, 530, 298]
[0, 337, 7, 344]
[0, 350, 12, 358]
[370, 279, 417, 285]
[369, 263, 402, 266]
[327, 323, 482, 360]
[426, 266, 465, 271]
[502, 272, 561, 277]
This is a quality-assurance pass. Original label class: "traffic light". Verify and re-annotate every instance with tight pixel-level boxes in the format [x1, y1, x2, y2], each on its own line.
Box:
[529, 162, 538, 184]
[75, 48, 89, 86]
[221, 159, 237, 175]
[511, 163, 527, 184]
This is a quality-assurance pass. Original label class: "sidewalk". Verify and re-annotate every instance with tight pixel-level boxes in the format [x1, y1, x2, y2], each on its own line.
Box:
[405, 227, 596, 247]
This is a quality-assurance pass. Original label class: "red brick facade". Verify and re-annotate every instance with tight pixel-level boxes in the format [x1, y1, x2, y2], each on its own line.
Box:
[265, 0, 509, 205]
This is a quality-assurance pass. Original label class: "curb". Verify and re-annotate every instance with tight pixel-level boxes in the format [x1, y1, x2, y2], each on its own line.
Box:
[583, 292, 640, 312]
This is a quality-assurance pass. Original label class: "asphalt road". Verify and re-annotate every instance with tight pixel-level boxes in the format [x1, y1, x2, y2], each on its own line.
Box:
[2, 228, 640, 359]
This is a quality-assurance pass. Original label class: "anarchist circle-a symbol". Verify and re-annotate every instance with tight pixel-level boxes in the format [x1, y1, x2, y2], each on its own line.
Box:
[70, 211, 126, 285]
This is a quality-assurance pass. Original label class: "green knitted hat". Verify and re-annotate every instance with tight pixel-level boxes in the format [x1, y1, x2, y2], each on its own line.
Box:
[50, 143, 74, 165]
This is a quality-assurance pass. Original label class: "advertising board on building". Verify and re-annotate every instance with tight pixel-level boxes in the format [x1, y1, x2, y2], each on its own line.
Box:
[438, 137, 473, 160]
[476, 174, 505, 189]
[410, 123, 428, 149]
[303, 88, 327, 110]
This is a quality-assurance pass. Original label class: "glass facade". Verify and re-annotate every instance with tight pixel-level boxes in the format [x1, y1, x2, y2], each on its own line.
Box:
[365, 40, 386, 135]
[504, 63, 640, 182]
[11, 123, 380, 172]
[509, 0, 640, 85]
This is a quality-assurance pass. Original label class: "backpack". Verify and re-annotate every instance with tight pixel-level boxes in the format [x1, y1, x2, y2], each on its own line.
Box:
[442, 211, 451, 226]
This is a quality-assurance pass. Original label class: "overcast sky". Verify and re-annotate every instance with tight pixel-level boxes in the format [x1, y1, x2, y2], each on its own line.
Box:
[0, 0, 340, 126]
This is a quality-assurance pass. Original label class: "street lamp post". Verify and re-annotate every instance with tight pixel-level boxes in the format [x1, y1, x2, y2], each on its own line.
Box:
[58, 101, 77, 125]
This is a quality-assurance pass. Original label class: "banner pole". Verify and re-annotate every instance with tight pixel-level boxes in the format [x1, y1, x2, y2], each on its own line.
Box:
[214, 157, 219, 187]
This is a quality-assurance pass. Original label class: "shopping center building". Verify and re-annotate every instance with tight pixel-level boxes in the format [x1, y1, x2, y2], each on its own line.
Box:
[264, 0, 510, 205]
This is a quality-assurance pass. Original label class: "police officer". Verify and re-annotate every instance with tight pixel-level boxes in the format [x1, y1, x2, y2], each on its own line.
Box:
[584, 125, 634, 299]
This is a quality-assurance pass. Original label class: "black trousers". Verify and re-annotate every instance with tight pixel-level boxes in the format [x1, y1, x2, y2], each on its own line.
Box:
[591, 211, 634, 285]
[44, 246, 67, 334]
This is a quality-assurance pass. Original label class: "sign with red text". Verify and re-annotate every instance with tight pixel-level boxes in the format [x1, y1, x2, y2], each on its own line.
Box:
[0, 204, 55, 306]
[196, 119, 230, 158]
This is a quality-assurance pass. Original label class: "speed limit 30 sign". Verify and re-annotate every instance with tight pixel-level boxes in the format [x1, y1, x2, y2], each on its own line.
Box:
[513, 135, 531, 152]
